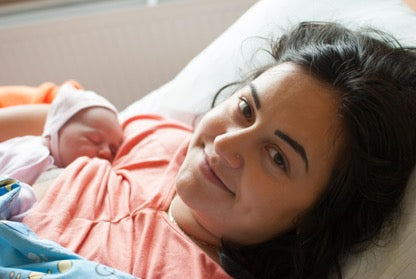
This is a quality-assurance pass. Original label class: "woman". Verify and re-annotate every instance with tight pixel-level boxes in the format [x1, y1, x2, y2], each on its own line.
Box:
[13, 22, 416, 278]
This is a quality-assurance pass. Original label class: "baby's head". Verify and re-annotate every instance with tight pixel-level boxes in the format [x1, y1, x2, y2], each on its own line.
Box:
[43, 84, 123, 168]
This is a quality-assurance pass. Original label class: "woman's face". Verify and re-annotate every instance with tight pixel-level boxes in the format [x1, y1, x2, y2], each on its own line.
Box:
[57, 107, 123, 167]
[175, 63, 343, 245]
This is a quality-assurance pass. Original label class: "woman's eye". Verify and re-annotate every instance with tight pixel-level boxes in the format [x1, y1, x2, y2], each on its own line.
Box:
[238, 97, 254, 121]
[267, 147, 288, 172]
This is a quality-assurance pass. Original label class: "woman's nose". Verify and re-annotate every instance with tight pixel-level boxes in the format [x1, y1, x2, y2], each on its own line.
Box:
[213, 131, 244, 169]
[97, 145, 113, 161]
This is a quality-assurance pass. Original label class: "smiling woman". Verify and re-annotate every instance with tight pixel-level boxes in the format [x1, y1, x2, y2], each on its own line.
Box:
[173, 62, 342, 248]
[170, 22, 416, 278]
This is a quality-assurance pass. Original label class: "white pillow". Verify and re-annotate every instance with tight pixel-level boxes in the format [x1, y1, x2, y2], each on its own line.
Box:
[120, 0, 416, 278]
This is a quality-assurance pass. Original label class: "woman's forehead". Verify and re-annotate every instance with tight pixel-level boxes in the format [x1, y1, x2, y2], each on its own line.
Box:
[252, 63, 331, 95]
[249, 64, 337, 112]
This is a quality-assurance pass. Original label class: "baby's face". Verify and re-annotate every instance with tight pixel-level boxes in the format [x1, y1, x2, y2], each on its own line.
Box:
[57, 107, 123, 167]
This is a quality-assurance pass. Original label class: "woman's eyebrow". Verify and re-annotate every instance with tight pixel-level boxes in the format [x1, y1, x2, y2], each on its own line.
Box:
[250, 82, 309, 171]
[249, 83, 261, 109]
[274, 129, 309, 172]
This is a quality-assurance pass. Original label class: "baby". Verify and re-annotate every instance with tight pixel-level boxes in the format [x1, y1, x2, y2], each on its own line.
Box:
[0, 83, 123, 220]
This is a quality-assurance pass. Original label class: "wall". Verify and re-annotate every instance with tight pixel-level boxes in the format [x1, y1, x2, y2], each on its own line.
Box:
[0, 0, 256, 110]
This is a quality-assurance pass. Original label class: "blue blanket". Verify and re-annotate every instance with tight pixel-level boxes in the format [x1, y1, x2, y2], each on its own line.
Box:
[0, 177, 140, 279]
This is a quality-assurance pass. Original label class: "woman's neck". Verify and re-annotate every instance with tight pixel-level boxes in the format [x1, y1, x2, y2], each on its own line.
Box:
[169, 195, 221, 263]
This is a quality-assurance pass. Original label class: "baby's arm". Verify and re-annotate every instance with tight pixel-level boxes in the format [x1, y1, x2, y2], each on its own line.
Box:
[0, 104, 49, 142]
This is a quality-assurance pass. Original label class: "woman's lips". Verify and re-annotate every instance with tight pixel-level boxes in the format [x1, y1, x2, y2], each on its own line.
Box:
[199, 154, 235, 195]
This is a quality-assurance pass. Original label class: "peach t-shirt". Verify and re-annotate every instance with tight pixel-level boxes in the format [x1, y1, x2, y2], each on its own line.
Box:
[23, 114, 231, 279]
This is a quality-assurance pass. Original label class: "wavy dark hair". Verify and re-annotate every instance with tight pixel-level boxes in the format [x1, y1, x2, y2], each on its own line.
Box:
[215, 21, 416, 278]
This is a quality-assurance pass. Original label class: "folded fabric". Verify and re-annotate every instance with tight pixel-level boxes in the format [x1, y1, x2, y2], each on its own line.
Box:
[0, 80, 82, 108]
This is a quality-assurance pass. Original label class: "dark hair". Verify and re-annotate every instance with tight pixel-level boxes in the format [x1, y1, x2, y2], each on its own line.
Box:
[216, 21, 416, 278]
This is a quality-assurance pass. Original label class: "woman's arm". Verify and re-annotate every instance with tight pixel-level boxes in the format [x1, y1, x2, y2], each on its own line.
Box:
[0, 104, 49, 142]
